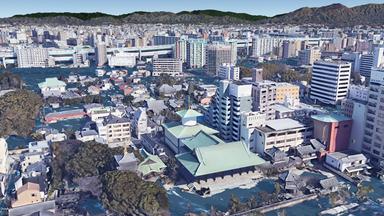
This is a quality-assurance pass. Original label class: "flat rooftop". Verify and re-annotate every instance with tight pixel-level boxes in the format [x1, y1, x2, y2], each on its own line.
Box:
[311, 113, 351, 123]
[259, 118, 306, 133]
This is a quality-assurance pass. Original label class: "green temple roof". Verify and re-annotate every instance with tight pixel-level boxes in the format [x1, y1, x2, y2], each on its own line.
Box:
[176, 141, 265, 177]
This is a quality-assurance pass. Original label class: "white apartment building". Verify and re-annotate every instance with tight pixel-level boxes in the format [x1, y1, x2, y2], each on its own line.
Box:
[253, 118, 313, 154]
[96, 116, 131, 148]
[251, 35, 280, 57]
[218, 63, 240, 81]
[152, 58, 183, 77]
[240, 112, 266, 152]
[210, 80, 253, 141]
[16, 47, 48, 68]
[310, 60, 351, 105]
[362, 68, 384, 162]
[186, 39, 206, 68]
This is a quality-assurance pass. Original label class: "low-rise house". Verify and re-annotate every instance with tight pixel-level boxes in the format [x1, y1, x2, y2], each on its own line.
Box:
[12, 182, 43, 208]
[146, 99, 168, 115]
[319, 177, 339, 193]
[28, 141, 49, 154]
[75, 129, 99, 142]
[21, 152, 45, 173]
[279, 170, 302, 194]
[325, 152, 370, 176]
[87, 85, 100, 95]
[296, 145, 318, 162]
[264, 147, 289, 164]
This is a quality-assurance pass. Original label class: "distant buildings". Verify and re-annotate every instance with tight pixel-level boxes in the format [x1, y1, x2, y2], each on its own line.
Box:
[108, 52, 136, 67]
[310, 60, 351, 105]
[152, 58, 183, 77]
[186, 39, 206, 68]
[16, 47, 49, 68]
[298, 47, 321, 66]
[96, 42, 107, 66]
[206, 43, 236, 76]
[218, 63, 240, 80]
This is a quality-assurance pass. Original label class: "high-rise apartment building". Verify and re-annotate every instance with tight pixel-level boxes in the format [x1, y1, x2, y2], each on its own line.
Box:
[96, 42, 107, 67]
[362, 68, 384, 162]
[153, 35, 179, 45]
[252, 81, 277, 120]
[210, 80, 253, 141]
[310, 60, 351, 105]
[16, 47, 48, 68]
[174, 38, 187, 63]
[186, 39, 206, 68]
[206, 43, 236, 76]
[152, 58, 183, 77]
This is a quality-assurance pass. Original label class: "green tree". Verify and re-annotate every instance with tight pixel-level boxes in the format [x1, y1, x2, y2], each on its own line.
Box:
[100, 171, 168, 215]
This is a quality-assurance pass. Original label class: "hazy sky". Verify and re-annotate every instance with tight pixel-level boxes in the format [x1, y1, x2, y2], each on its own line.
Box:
[0, 0, 382, 18]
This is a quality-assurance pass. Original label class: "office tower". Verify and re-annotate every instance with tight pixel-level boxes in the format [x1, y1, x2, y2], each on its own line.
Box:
[251, 35, 279, 57]
[252, 68, 263, 82]
[210, 80, 253, 141]
[152, 58, 183, 77]
[359, 53, 373, 78]
[16, 47, 48, 68]
[96, 42, 107, 67]
[206, 44, 235, 76]
[362, 68, 384, 162]
[153, 35, 179, 45]
[218, 63, 240, 81]
[310, 60, 351, 105]
[186, 39, 206, 68]
[252, 81, 277, 120]
[298, 47, 321, 66]
[174, 39, 187, 63]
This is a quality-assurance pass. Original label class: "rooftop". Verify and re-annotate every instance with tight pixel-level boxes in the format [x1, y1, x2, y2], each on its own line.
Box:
[163, 122, 218, 139]
[265, 118, 306, 131]
[176, 109, 203, 119]
[176, 141, 265, 177]
[311, 113, 351, 123]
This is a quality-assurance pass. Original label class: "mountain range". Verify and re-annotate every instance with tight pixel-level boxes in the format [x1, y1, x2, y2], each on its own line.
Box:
[1, 3, 384, 26]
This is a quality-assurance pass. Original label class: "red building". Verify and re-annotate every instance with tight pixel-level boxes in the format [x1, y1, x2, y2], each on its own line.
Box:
[311, 113, 353, 153]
